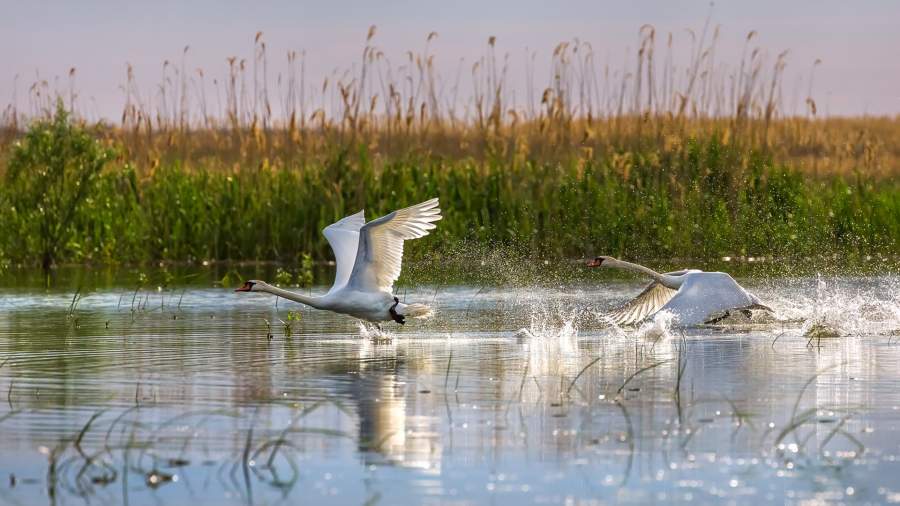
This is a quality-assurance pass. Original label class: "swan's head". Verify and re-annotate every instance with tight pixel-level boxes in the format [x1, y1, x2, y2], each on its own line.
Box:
[235, 280, 262, 292]
[587, 255, 616, 268]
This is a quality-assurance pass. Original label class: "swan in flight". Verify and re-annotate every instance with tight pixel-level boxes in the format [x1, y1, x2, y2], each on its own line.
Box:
[236, 198, 441, 326]
[587, 256, 772, 327]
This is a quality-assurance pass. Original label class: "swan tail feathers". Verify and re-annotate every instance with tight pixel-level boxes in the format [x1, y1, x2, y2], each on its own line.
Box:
[399, 303, 434, 319]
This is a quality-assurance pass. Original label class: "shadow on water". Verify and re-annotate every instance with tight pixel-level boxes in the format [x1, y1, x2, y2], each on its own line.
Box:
[0, 272, 899, 504]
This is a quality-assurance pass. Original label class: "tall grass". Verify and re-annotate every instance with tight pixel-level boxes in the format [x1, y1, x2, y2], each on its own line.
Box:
[0, 111, 895, 268]
[2, 25, 898, 177]
[0, 24, 897, 270]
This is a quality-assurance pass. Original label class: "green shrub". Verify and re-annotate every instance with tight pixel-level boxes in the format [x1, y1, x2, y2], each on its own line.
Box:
[1, 102, 115, 269]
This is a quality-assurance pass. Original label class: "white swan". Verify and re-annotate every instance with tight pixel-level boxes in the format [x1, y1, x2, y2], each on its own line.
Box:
[587, 256, 772, 327]
[236, 198, 441, 325]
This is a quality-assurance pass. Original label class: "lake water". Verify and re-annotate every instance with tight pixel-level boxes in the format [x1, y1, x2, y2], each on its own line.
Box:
[1, 273, 900, 505]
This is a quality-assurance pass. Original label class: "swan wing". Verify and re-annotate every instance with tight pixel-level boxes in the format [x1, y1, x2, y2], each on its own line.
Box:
[347, 198, 442, 293]
[322, 210, 365, 294]
[605, 281, 679, 326]
[660, 272, 764, 326]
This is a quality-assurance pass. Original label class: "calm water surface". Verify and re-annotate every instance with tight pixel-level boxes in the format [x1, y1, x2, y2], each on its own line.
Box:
[1, 274, 899, 505]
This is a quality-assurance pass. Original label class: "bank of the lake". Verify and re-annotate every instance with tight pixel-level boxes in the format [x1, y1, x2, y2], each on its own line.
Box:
[1, 109, 897, 271]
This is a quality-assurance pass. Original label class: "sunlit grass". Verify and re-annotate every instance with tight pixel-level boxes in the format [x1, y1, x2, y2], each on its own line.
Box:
[0, 24, 897, 269]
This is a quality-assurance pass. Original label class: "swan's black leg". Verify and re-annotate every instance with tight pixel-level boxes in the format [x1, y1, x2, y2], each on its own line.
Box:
[389, 296, 405, 325]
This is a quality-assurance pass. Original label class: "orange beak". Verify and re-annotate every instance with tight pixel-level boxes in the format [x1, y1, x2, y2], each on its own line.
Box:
[235, 281, 254, 292]
[586, 258, 604, 268]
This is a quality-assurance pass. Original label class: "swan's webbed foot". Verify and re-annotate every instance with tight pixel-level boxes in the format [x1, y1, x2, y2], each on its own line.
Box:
[389, 296, 405, 325]
[704, 311, 731, 325]
[370, 322, 393, 344]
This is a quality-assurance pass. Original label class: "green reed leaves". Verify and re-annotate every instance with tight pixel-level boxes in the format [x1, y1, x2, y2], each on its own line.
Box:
[0, 120, 897, 268]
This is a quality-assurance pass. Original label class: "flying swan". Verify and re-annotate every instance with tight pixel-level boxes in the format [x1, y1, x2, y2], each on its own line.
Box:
[236, 198, 441, 326]
[587, 256, 772, 327]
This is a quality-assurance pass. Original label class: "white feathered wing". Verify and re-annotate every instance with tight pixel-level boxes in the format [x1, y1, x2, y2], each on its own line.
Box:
[604, 270, 689, 326]
[347, 198, 442, 293]
[322, 210, 365, 295]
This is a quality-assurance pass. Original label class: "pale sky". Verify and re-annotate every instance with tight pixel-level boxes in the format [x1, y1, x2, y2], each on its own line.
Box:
[2, 0, 899, 120]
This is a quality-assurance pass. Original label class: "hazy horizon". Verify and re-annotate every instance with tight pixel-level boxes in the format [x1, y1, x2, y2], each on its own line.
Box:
[3, 0, 899, 121]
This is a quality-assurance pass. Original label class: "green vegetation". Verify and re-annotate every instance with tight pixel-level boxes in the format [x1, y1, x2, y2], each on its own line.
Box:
[1, 28, 898, 273]
[1, 103, 115, 270]
[0, 106, 896, 271]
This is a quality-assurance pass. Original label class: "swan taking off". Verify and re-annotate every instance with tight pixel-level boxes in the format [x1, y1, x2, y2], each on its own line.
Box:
[587, 256, 772, 327]
[236, 198, 441, 325]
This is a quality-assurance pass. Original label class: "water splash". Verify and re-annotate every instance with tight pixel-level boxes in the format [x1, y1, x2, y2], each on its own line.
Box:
[513, 328, 536, 339]
[515, 299, 581, 378]
[515, 298, 579, 342]
[356, 321, 395, 341]
[773, 275, 900, 337]
[634, 310, 677, 341]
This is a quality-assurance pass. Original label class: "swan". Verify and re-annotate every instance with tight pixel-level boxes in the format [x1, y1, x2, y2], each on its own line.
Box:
[587, 256, 772, 327]
[236, 198, 441, 326]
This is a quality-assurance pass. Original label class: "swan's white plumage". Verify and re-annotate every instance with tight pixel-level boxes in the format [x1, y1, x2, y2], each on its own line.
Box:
[595, 258, 770, 327]
[322, 209, 365, 295]
[657, 271, 765, 326]
[348, 198, 442, 292]
[238, 198, 441, 323]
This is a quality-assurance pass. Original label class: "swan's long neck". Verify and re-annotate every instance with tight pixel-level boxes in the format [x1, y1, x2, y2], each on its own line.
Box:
[258, 284, 330, 309]
[607, 259, 683, 289]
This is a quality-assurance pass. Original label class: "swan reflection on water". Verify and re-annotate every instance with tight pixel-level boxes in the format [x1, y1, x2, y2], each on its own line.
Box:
[350, 342, 442, 472]
[0, 273, 898, 505]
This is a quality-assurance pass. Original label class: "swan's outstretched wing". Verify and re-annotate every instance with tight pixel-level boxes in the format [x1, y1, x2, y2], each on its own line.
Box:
[347, 198, 441, 292]
[604, 270, 689, 326]
[660, 271, 769, 326]
[605, 282, 678, 326]
[322, 210, 365, 294]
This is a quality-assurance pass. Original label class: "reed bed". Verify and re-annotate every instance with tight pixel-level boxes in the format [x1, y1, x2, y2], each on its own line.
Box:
[0, 26, 897, 269]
